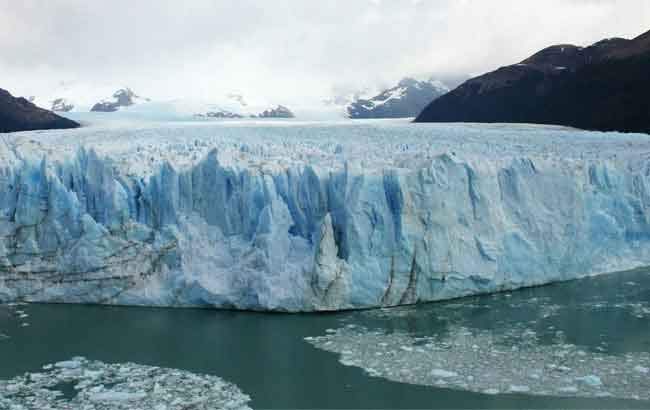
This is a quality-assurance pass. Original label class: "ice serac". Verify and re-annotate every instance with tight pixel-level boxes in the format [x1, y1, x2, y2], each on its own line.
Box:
[2, 140, 650, 311]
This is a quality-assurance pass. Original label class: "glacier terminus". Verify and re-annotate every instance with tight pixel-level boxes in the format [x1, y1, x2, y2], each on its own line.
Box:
[2, 119, 650, 311]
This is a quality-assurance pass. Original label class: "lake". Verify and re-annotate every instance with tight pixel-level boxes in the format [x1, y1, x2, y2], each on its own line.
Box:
[1, 268, 649, 408]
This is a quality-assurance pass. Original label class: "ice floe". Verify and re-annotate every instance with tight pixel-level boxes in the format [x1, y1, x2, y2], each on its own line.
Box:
[0, 357, 251, 409]
[307, 325, 650, 400]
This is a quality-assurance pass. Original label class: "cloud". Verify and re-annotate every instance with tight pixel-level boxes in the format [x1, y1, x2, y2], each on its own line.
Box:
[0, 0, 648, 103]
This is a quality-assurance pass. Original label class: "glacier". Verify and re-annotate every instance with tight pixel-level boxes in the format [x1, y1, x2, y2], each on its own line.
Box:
[1, 119, 650, 311]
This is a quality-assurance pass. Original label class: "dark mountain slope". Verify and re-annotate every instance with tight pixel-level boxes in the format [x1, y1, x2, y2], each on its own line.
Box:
[0, 88, 79, 133]
[415, 30, 650, 134]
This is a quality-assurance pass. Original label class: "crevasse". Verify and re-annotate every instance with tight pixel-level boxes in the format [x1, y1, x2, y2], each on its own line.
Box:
[2, 145, 650, 311]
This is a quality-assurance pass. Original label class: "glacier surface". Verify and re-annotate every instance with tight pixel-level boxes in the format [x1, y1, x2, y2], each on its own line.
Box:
[1, 119, 650, 311]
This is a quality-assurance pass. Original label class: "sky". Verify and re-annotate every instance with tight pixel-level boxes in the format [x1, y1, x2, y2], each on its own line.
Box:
[1, 0, 649, 105]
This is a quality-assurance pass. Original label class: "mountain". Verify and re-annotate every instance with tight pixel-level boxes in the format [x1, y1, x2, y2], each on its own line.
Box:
[31, 81, 118, 112]
[347, 77, 449, 119]
[254, 105, 295, 118]
[51, 98, 74, 112]
[192, 93, 295, 119]
[196, 105, 295, 119]
[415, 30, 650, 133]
[194, 110, 244, 119]
[90, 88, 149, 112]
[0, 87, 79, 133]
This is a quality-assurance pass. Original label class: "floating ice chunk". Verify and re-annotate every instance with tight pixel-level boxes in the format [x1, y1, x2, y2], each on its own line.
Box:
[508, 385, 531, 393]
[577, 375, 603, 387]
[90, 391, 147, 402]
[55, 360, 82, 369]
[430, 369, 459, 378]
[634, 365, 649, 374]
[83, 369, 104, 379]
[558, 386, 579, 393]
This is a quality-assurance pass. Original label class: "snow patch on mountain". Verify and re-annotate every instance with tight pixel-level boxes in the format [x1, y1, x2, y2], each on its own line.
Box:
[346, 78, 449, 119]
[50, 98, 74, 112]
[90, 88, 150, 112]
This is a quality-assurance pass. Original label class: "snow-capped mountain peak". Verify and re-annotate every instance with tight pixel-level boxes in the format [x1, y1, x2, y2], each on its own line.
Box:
[51, 97, 74, 112]
[29, 82, 151, 113]
[90, 88, 150, 112]
[346, 77, 449, 119]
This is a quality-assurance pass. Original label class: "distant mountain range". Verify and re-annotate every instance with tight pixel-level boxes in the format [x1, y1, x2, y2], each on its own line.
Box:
[0, 88, 79, 133]
[346, 77, 449, 119]
[254, 105, 294, 118]
[415, 29, 650, 134]
[194, 105, 295, 119]
[36, 85, 298, 119]
[29, 82, 146, 113]
[192, 92, 295, 119]
[29, 78, 450, 120]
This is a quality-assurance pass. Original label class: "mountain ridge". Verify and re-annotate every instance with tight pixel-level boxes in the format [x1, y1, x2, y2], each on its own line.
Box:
[90, 88, 149, 112]
[347, 77, 448, 119]
[415, 29, 650, 133]
[0, 88, 79, 133]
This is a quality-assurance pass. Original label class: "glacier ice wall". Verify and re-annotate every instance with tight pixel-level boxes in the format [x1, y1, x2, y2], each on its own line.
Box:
[2, 145, 650, 311]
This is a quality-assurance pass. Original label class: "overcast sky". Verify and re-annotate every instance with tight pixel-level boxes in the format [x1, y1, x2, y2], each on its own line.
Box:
[1, 0, 648, 103]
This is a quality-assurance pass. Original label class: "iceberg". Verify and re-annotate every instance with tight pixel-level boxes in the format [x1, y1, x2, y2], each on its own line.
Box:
[1, 120, 650, 311]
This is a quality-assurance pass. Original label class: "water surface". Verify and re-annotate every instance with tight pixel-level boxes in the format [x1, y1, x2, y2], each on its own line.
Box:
[1, 269, 649, 408]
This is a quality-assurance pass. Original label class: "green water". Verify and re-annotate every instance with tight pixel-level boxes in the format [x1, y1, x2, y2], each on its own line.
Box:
[1, 269, 649, 408]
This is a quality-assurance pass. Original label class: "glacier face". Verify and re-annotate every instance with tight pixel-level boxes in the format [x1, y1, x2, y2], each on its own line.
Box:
[1, 120, 650, 311]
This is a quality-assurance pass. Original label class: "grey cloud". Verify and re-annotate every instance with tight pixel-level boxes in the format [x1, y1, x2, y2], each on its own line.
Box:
[0, 0, 648, 102]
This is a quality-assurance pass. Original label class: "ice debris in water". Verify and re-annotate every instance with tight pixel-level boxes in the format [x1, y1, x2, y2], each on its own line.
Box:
[430, 369, 458, 378]
[0, 303, 31, 336]
[0, 357, 251, 410]
[307, 326, 650, 400]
